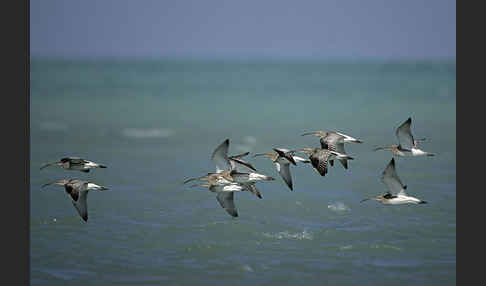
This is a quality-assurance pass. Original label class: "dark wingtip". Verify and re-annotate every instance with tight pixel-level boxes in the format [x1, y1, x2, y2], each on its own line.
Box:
[82, 215, 88, 222]
[427, 153, 435, 156]
[419, 201, 427, 204]
[403, 185, 407, 190]
[99, 165, 107, 168]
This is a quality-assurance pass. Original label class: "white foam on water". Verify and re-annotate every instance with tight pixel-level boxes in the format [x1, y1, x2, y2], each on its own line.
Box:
[241, 265, 254, 272]
[262, 230, 313, 240]
[328, 202, 350, 212]
[121, 128, 174, 139]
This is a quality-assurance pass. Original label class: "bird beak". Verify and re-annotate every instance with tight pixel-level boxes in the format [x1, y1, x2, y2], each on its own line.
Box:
[252, 153, 267, 158]
[301, 131, 320, 136]
[41, 181, 62, 188]
[360, 197, 378, 203]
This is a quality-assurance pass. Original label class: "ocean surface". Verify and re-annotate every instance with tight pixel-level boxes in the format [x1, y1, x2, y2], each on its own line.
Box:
[30, 58, 456, 285]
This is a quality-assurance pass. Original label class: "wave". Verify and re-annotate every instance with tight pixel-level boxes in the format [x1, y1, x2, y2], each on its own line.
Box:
[262, 230, 313, 240]
[121, 128, 174, 139]
[328, 202, 350, 212]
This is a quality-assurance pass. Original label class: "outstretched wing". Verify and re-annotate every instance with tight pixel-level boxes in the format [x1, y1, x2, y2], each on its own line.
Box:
[62, 157, 86, 164]
[273, 148, 297, 165]
[72, 190, 89, 222]
[211, 139, 232, 173]
[229, 157, 257, 172]
[320, 133, 343, 151]
[245, 183, 262, 199]
[216, 192, 238, 217]
[395, 117, 414, 150]
[381, 158, 406, 195]
[275, 162, 293, 191]
[310, 151, 329, 176]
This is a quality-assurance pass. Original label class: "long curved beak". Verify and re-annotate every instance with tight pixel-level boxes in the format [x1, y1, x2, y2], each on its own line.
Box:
[360, 197, 377, 203]
[183, 177, 200, 184]
[373, 146, 387, 151]
[40, 161, 60, 170]
[41, 180, 64, 188]
[252, 153, 267, 158]
[301, 131, 321, 137]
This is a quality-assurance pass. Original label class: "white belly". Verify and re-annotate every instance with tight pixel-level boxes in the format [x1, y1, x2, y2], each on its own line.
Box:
[411, 148, 427, 156]
[386, 195, 422, 205]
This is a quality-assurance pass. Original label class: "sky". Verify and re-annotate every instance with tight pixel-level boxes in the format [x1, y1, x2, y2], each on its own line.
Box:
[30, 0, 456, 60]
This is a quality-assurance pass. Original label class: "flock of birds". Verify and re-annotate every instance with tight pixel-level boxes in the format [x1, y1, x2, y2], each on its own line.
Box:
[40, 117, 434, 221]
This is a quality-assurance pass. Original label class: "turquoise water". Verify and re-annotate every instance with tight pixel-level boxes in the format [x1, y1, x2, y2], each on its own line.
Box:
[30, 59, 456, 285]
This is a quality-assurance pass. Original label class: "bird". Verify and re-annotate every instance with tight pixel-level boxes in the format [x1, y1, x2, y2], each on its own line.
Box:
[184, 138, 273, 217]
[210, 138, 274, 192]
[211, 139, 257, 173]
[40, 157, 107, 172]
[253, 148, 310, 191]
[183, 170, 235, 186]
[301, 130, 362, 169]
[296, 147, 354, 176]
[190, 181, 260, 217]
[374, 117, 435, 157]
[360, 158, 427, 205]
[41, 179, 109, 222]
[301, 130, 363, 144]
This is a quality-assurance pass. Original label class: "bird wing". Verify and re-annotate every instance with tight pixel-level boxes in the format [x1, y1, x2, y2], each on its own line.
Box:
[335, 142, 349, 169]
[320, 133, 343, 151]
[273, 148, 297, 165]
[275, 162, 293, 191]
[292, 156, 310, 164]
[229, 157, 257, 172]
[211, 139, 232, 173]
[381, 158, 406, 195]
[64, 157, 86, 164]
[310, 151, 329, 176]
[245, 183, 262, 199]
[395, 117, 414, 150]
[72, 190, 89, 222]
[229, 152, 249, 159]
[216, 192, 238, 217]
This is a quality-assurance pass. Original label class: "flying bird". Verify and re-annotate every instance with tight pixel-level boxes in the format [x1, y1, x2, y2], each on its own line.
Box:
[184, 138, 274, 217]
[40, 157, 107, 172]
[253, 148, 310, 191]
[374, 117, 435, 157]
[296, 147, 353, 177]
[360, 158, 427, 205]
[41, 179, 109, 222]
[302, 130, 362, 169]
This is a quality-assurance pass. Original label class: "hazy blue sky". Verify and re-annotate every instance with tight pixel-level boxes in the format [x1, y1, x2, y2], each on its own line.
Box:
[31, 0, 456, 60]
